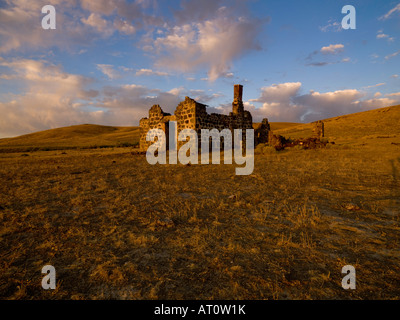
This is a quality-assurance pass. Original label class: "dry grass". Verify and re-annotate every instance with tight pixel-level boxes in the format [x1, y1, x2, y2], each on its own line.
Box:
[1, 106, 400, 300]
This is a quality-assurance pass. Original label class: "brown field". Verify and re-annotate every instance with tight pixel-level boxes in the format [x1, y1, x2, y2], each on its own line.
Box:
[1, 106, 400, 300]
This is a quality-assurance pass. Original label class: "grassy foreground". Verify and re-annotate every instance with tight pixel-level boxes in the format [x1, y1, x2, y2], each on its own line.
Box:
[1, 107, 400, 300]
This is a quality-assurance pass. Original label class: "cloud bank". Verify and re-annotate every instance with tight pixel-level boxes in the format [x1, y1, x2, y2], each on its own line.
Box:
[246, 82, 400, 123]
[0, 0, 266, 82]
[0, 58, 182, 137]
[149, 5, 266, 81]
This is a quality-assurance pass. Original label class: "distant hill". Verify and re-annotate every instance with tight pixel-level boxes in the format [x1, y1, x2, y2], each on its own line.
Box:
[274, 105, 400, 146]
[253, 122, 300, 131]
[0, 122, 301, 153]
[0, 124, 140, 152]
[1, 104, 399, 152]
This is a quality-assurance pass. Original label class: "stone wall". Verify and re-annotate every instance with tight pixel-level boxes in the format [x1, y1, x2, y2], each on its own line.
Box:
[139, 104, 176, 151]
[174, 97, 203, 149]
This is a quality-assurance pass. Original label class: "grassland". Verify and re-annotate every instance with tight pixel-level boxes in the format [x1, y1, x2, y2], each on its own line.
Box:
[1, 106, 400, 300]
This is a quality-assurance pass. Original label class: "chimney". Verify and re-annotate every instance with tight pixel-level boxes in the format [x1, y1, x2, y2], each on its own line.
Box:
[234, 84, 243, 102]
[232, 84, 244, 115]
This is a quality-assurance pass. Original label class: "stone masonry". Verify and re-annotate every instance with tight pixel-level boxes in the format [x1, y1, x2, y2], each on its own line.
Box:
[140, 85, 259, 151]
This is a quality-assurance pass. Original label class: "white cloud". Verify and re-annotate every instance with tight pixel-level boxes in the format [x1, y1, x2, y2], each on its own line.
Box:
[379, 4, 400, 20]
[385, 50, 400, 60]
[250, 82, 302, 103]
[386, 92, 400, 97]
[364, 83, 386, 89]
[321, 44, 344, 55]
[0, 58, 97, 98]
[151, 8, 264, 81]
[355, 98, 399, 109]
[294, 89, 363, 121]
[168, 87, 185, 96]
[135, 69, 169, 76]
[81, 13, 113, 35]
[247, 82, 305, 122]
[113, 18, 136, 35]
[223, 72, 234, 78]
[97, 64, 121, 79]
[306, 44, 349, 66]
[377, 30, 395, 42]
[319, 20, 342, 32]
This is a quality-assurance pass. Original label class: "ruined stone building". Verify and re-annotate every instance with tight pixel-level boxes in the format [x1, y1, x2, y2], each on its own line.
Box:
[139, 85, 269, 151]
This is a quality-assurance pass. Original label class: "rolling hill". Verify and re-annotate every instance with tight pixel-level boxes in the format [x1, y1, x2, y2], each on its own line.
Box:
[0, 124, 141, 152]
[0, 122, 302, 153]
[274, 104, 400, 146]
[1, 104, 399, 152]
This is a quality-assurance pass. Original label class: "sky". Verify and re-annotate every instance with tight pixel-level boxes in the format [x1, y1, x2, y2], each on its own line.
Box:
[0, 0, 399, 138]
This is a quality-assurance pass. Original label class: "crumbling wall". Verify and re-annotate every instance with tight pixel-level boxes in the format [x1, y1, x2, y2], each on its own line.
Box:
[254, 118, 270, 145]
[174, 96, 202, 149]
[139, 104, 175, 151]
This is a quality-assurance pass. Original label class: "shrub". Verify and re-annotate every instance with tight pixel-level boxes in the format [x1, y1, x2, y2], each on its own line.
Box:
[116, 142, 138, 148]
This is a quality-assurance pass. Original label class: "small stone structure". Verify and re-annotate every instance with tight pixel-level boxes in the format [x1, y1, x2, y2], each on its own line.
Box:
[253, 118, 271, 145]
[312, 120, 325, 139]
[140, 85, 261, 151]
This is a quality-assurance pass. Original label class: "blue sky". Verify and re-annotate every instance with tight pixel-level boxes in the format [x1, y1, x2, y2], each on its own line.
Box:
[0, 0, 399, 137]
